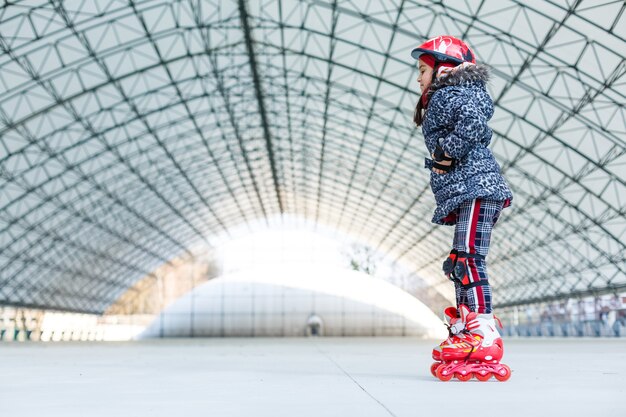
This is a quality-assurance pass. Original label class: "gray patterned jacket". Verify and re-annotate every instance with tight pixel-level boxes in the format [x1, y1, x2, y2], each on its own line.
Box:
[422, 64, 513, 225]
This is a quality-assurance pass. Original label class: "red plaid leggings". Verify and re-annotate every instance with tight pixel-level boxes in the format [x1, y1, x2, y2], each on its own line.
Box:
[450, 199, 505, 314]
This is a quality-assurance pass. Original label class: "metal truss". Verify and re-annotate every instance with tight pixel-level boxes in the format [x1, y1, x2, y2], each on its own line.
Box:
[0, 0, 624, 313]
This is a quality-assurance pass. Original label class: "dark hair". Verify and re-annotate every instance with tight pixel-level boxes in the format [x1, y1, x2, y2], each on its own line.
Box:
[413, 61, 439, 127]
[413, 95, 426, 126]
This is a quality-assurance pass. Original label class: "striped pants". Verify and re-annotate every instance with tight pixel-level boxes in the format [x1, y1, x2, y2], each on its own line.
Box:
[451, 199, 504, 314]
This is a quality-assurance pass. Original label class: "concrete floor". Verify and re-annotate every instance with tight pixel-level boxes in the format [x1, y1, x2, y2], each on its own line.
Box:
[1, 337, 624, 417]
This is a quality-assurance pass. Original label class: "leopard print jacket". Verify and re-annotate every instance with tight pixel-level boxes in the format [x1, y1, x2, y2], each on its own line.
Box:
[422, 64, 513, 225]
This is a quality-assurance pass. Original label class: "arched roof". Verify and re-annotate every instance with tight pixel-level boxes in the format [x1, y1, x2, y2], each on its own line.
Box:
[0, 0, 624, 313]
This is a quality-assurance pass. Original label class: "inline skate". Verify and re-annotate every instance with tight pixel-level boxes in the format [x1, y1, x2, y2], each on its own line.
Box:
[434, 309, 511, 381]
[430, 305, 468, 377]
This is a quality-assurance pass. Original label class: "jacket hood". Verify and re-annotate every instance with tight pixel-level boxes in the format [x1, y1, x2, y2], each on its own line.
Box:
[430, 63, 490, 91]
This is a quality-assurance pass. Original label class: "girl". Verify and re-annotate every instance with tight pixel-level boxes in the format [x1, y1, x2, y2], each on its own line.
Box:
[411, 35, 514, 381]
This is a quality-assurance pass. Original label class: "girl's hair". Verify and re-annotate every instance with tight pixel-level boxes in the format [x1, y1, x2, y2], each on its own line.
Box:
[413, 97, 426, 126]
[413, 62, 438, 127]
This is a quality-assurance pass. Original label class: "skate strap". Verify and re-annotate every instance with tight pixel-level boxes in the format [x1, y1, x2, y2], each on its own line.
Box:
[449, 321, 465, 335]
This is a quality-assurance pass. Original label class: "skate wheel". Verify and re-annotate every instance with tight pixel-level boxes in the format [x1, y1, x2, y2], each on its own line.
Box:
[455, 371, 473, 381]
[430, 362, 441, 378]
[494, 364, 511, 382]
[474, 371, 491, 382]
[436, 366, 454, 382]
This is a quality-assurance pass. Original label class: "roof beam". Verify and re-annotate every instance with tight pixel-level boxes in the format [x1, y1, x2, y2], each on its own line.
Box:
[237, 0, 284, 214]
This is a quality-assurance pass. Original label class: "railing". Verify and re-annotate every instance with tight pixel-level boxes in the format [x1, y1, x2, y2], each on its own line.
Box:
[502, 318, 626, 337]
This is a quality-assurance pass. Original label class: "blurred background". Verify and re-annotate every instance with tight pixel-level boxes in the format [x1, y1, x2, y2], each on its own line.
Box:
[0, 0, 624, 342]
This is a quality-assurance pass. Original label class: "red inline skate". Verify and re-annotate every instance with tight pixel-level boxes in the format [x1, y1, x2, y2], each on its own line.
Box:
[433, 307, 511, 382]
[430, 305, 467, 377]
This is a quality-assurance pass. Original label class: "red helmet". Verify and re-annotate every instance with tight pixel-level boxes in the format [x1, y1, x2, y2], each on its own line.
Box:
[411, 35, 475, 65]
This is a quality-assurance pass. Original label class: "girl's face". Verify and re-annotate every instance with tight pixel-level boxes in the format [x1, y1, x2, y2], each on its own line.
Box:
[417, 58, 434, 93]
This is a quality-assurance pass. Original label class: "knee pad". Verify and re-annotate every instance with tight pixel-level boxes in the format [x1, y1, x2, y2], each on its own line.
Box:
[442, 250, 458, 281]
[444, 251, 486, 287]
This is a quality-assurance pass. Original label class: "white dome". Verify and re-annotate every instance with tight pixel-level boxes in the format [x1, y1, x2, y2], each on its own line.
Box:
[141, 266, 446, 338]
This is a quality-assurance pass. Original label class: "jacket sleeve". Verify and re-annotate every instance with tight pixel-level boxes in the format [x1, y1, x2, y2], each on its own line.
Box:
[438, 92, 489, 160]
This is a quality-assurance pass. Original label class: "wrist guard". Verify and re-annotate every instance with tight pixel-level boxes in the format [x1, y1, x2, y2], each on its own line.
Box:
[432, 144, 455, 172]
